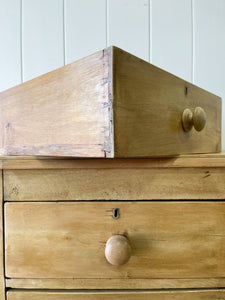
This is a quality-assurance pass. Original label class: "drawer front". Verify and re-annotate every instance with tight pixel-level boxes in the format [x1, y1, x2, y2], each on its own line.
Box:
[5, 202, 225, 279]
[4, 168, 225, 201]
[113, 46, 221, 157]
[7, 290, 225, 300]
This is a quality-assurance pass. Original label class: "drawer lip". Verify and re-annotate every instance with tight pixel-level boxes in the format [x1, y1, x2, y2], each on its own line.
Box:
[5, 201, 225, 280]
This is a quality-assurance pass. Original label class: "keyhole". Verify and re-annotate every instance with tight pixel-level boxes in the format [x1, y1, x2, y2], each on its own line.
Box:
[113, 208, 120, 219]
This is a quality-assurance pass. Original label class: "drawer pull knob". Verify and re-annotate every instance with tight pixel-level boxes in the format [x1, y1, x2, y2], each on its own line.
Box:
[182, 107, 206, 132]
[193, 107, 207, 131]
[105, 235, 131, 266]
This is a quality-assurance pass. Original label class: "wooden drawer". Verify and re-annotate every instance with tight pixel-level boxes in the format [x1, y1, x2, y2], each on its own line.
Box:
[7, 290, 225, 300]
[4, 167, 225, 201]
[0, 47, 221, 158]
[5, 202, 225, 280]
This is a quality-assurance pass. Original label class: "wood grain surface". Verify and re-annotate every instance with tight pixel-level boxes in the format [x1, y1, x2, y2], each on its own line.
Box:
[113, 47, 221, 157]
[7, 289, 225, 300]
[6, 277, 225, 290]
[5, 202, 225, 279]
[0, 48, 113, 157]
[4, 167, 225, 200]
[0, 46, 221, 158]
[1, 154, 225, 170]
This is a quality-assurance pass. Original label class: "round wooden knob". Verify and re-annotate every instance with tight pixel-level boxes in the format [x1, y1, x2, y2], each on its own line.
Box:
[193, 107, 207, 131]
[182, 108, 193, 132]
[105, 235, 131, 266]
[182, 107, 206, 132]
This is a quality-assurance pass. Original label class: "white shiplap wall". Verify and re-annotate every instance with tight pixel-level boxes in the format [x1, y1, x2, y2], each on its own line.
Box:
[150, 0, 192, 82]
[22, 0, 64, 81]
[0, 0, 225, 148]
[65, 0, 106, 64]
[0, 0, 21, 91]
[107, 0, 149, 61]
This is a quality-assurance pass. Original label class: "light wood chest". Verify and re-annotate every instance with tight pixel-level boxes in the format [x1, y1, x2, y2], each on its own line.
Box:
[1, 154, 225, 299]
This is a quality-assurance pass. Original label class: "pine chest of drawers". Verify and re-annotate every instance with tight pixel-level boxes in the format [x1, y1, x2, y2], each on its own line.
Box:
[1, 154, 225, 299]
[0, 46, 223, 299]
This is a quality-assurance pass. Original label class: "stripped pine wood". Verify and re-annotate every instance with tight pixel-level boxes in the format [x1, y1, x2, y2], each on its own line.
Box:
[1, 154, 225, 170]
[6, 278, 225, 290]
[0, 48, 113, 157]
[0, 47, 221, 157]
[7, 290, 225, 300]
[5, 202, 225, 279]
[113, 47, 221, 157]
[4, 167, 225, 201]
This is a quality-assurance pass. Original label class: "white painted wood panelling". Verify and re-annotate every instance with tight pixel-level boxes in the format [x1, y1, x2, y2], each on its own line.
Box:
[151, 0, 192, 81]
[0, 0, 21, 92]
[65, 0, 106, 64]
[107, 0, 149, 61]
[22, 0, 64, 81]
[194, 0, 225, 149]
